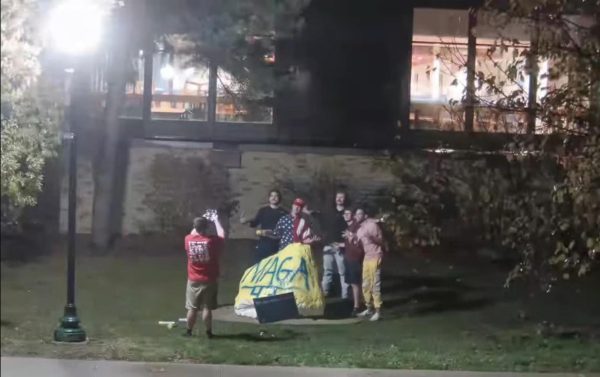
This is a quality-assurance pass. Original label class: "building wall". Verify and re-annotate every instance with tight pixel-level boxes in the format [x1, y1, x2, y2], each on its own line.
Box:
[61, 139, 396, 238]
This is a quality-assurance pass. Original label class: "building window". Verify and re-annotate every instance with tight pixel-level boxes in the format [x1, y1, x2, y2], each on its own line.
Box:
[411, 9, 469, 131]
[89, 53, 145, 119]
[473, 11, 532, 133]
[121, 52, 144, 118]
[216, 68, 273, 123]
[151, 36, 209, 121]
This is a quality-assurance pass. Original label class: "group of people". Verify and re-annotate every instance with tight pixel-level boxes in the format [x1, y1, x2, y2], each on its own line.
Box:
[181, 189, 386, 338]
[243, 189, 385, 322]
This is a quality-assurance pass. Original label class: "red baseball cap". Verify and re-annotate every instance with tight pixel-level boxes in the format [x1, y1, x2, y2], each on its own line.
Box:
[293, 198, 305, 208]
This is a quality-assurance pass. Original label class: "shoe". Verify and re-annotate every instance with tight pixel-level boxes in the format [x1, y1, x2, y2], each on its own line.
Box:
[357, 309, 373, 318]
[206, 330, 214, 339]
[369, 312, 381, 322]
[182, 329, 192, 337]
[350, 308, 360, 317]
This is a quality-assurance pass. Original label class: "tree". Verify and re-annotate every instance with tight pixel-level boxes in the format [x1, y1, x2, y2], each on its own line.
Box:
[1, 0, 61, 231]
[90, 0, 310, 250]
[468, 0, 600, 286]
[150, 0, 309, 112]
[90, 0, 136, 250]
[378, 0, 598, 289]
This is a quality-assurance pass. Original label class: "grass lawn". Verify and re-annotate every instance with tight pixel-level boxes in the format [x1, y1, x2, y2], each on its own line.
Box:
[1, 238, 600, 372]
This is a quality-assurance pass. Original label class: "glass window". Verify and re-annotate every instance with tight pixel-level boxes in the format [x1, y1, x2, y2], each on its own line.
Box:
[216, 67, 273, 124]
[151, 35, 209, 121]
[473, 11, 531, 133]
[121, 52, 144, 118]
[411, 9, 469, 131]
[89, 58, 108, 117]
[89, 53, 144, 119]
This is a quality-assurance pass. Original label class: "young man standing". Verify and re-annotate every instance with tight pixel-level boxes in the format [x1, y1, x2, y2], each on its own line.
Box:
[344, 206, 384, 321]
[266, 197, 318, 250]
[343, 208, 364, 316]
[321, 191, 350, 299]
[183, 212, 225, 338]
[241, 189, 287, 264]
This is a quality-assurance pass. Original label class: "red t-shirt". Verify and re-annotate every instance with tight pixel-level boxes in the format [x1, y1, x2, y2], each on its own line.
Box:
[184, 234, 224, 282]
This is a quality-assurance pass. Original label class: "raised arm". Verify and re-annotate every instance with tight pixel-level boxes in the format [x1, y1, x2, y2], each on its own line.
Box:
[213, 215, 226, 239]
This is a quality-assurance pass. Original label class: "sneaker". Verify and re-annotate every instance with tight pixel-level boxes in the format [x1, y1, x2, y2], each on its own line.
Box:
[206, 330, 214, 339]
[182, 329, 192, 337]
[369, 312, 381, 322]
[350, 308, 360, 317]
[357, 309, 373, 318]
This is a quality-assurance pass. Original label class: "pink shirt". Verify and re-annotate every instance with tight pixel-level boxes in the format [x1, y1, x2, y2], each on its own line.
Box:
[356, 219, 383, 260]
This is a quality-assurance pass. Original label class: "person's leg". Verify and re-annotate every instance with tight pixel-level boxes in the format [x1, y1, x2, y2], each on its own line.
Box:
[185, 308, 198, 335]
[201, 282, 218, 338]
[334, 248, 349, 299]
[345, 259, 361, 315]
[359, 259, 375, 316]
[254, 241, 267, 266]
[321, 246, 335, 296]
[202, 307, 213, 337]
[351, 283, 361, 311]
[370, 258, 383, 321]
[255, 239, 278, 266]
[184, 280, 199, 336]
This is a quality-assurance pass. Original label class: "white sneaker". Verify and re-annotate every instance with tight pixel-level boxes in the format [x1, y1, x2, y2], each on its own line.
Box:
[357, 309, 373, 318]
[369, 312, 381, 321]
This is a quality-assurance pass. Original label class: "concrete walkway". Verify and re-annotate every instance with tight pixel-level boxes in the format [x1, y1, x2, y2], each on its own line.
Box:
[1, 357, 597, 377]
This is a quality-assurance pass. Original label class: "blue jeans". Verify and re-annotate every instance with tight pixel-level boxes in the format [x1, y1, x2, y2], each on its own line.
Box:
[321, 244, 349, 299]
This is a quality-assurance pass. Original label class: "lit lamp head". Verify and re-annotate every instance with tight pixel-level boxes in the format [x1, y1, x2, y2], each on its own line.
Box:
[47, 0, 109, 55]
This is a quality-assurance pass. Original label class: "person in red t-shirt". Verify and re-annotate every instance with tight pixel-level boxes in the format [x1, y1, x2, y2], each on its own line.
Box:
[183, 213, 225, 338]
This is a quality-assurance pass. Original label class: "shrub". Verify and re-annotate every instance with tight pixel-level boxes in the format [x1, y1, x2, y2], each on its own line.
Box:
[140, 153, 238, 235]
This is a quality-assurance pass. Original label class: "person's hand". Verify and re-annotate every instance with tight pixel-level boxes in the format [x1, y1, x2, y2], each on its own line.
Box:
[239, 210, 248, 224]
[342, 230, 353, 240]
[203, 209, 218, 222]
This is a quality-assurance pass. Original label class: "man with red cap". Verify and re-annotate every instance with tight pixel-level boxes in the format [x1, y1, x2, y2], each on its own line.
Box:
[264, 197, 319, 250]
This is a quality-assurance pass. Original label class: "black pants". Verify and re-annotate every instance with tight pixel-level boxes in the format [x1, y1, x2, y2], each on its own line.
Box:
[254, 237, 279, 265]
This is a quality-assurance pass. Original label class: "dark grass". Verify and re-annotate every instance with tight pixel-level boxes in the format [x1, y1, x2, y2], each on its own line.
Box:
[1, 238, 600, 372]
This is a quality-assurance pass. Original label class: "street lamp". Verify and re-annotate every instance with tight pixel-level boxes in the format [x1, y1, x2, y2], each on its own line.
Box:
[47, 0, 109, 343]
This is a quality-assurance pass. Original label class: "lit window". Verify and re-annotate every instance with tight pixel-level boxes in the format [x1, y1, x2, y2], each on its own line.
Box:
[473, 11, 531, 133]
[151, 35, 209, 121]
[216, 67, 273, 123]
[411, 9, 469, 131]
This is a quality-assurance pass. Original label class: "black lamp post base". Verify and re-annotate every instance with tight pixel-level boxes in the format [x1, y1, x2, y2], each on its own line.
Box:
[54, 306, 86, 343]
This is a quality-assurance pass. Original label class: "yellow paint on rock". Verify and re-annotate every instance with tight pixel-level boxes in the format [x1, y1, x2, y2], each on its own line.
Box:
[234, 243, 324, 318]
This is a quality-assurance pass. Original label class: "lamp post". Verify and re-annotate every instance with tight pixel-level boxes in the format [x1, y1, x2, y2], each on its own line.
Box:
[47, 0, 108, 343]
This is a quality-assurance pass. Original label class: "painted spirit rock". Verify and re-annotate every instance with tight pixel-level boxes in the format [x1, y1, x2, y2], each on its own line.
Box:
[234, 243, 324, 318]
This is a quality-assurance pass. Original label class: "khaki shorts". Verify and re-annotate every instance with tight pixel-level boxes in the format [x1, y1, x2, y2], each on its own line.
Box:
[185, 280, 218, 310]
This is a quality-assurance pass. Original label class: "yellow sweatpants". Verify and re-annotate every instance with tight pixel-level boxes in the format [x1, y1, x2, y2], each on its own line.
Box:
[362, 257, 382, 310]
